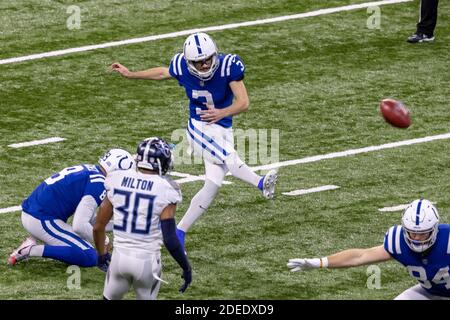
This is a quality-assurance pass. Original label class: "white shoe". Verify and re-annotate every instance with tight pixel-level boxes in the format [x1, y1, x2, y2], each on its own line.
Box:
[262, 169, 278, 199]
[7, 237, 36, 266]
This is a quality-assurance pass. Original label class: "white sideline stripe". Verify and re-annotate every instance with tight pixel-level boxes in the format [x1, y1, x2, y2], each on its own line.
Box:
[0, 206, 22, 214]
[379, 201, 437, 213]
[282, 185, 340, 196]
[0, 0, 412, 65]
[250, 132, 450, 172]
[8, 137, 66, 148]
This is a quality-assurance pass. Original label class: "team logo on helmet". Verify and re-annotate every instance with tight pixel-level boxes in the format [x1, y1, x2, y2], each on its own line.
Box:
[98, 149, 135, 174]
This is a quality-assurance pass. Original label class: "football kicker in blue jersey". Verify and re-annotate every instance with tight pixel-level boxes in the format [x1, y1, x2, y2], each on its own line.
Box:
[110, 32, 278, 255]
[8, 149, 135, 268]
[169, 52, 245, 128]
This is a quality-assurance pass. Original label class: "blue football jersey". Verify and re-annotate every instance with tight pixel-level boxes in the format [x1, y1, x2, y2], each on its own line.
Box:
[168, 52, 245, 128]
[22, 164, 106, 222]
[384, 224, 450, 297]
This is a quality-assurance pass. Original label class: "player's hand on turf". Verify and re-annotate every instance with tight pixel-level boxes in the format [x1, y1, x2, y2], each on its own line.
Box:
[199, 107, 226, 124]
[110, 62, 131, 77]
[287, 258, 320, 272]
[97, 252, 111, 272]
[179, 268, 192, 293]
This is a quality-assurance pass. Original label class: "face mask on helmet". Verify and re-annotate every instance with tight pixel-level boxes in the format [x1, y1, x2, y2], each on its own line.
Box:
[98, 149, 135, 174]
[401, 199, 440, 253]
[135, 137, 173, 175]
[183, 32, 219, 81]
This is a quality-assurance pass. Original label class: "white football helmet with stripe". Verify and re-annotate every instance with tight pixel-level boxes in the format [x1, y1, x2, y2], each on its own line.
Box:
[401, 199, 440, 253]
[183, 32, 219, 81]
[98, 148, 135, 174]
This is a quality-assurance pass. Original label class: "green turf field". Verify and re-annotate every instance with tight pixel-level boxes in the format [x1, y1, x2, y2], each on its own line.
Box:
[0, 0, 449, 300]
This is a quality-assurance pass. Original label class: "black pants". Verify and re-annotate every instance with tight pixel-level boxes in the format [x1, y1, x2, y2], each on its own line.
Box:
[416, 0, 439, 36]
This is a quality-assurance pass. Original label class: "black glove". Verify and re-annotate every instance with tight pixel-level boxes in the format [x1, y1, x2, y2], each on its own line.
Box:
[97, 252, 111, 272]
[179, 268, 192, 293]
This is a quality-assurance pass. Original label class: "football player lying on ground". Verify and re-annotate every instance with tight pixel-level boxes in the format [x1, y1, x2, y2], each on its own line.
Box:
[8, 149, 134, 269]
[287, 199, 450, 300]
[110, 32, 278, 253]
[94, 137, 191, 300]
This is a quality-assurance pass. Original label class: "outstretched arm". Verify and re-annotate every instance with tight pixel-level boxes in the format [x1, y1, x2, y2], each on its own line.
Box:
[287, 245, 391, 272]
[110, 62, 172, 80]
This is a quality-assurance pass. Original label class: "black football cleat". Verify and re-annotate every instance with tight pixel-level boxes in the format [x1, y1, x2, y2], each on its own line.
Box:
[407, 33, 435, 43]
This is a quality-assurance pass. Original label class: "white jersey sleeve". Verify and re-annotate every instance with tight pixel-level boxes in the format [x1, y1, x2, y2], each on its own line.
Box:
[164, 178, 182, 205]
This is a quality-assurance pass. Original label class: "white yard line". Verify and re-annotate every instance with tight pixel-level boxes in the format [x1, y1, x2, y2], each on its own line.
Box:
[0, 0, 412, 65]
[283, 185, 340, 196]
[171, 171, 196, 178]
[8, 137, 66, 148]
[251, 132, 450, 172]
[0, 206, 22, 214]
[174, 175, 233, 185]
[379, 202, 437, 213]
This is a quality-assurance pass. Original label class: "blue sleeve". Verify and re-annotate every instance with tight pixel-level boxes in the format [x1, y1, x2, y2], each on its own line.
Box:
[384, 225, 403, 257]
[161, 218, 191, 271]
[168, 53, 183, 79]
[83, 180, 105, 206]
[228, 54, 245, 82]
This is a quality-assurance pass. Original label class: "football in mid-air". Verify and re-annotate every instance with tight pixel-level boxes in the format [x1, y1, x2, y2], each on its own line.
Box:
[379, 98, 411, 128]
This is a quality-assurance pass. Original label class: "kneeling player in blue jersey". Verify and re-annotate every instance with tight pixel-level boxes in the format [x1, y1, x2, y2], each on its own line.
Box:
[111, 32, 278, 251]
[7, 149, 135, 268]
[287, 199, 450, 300]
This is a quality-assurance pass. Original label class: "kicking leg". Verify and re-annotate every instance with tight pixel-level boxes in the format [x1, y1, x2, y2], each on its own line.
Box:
[224, 151, 278, 199]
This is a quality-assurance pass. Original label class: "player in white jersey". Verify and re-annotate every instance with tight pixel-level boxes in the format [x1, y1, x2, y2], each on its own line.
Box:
[110, 32, 278, 252]
[287, 199, 450, 300]
[94, 137, 192, 300]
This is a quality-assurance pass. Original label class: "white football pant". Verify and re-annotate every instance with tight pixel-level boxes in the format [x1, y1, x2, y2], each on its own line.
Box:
[103, 248, 163, 300]
[179, 119, 261, 232]
[394, 284, 450, 300]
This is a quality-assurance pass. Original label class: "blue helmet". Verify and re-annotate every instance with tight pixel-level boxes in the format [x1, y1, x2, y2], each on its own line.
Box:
[136, 137, 173, 175]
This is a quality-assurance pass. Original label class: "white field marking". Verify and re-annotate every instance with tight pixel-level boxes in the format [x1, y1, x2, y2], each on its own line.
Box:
[282, 185, 340, 196]
[174, 174, 233, 185]
[379, 202, 437, 213]
[171, 171, 195, 178]
[250, 132, 450, 172]
[8, 137, 66, 148]
[0, 206, 22, 214]
[378, 204, 409, 212]
[0, 0, 412, 66]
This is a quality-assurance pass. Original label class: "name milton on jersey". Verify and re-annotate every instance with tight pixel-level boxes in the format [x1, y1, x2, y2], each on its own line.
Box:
[121, 176, 154, 191]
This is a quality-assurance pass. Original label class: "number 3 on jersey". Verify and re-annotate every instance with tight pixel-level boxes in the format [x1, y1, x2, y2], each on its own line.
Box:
[193, 90, 215, 112]
[113, 189, 155, 235]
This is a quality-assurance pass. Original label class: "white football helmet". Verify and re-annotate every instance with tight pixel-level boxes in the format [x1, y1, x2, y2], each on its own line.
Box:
[183, 32, 219, 81]
[401, 199, 440, 253]
[98, 148, 135, 174]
